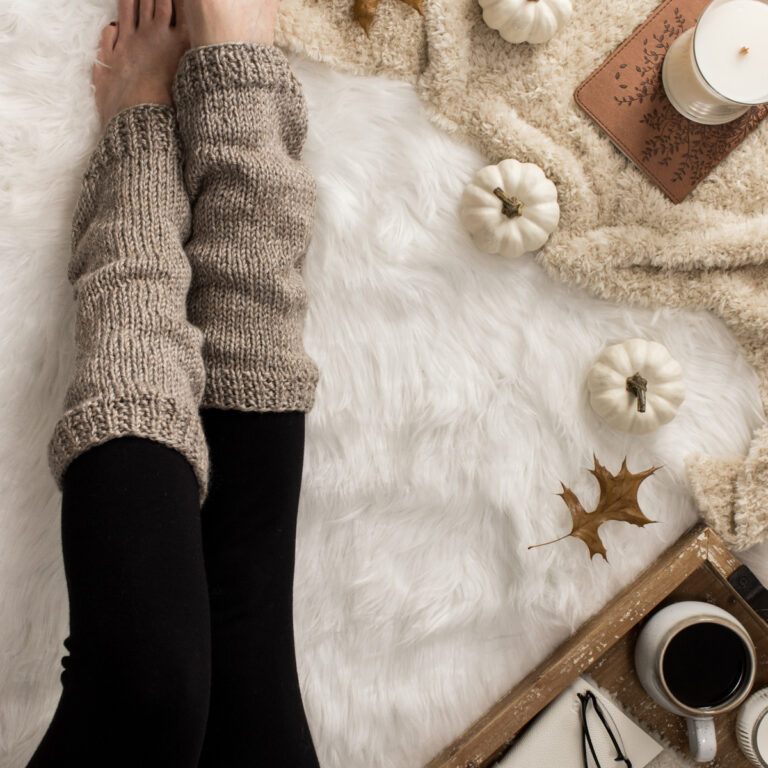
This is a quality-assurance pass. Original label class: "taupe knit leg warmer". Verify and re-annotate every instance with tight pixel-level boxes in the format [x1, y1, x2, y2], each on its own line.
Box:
[48, 105, 209, 498]
[173, 43, 319, 413]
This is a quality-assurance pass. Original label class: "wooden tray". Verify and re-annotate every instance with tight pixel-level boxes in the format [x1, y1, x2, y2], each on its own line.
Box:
[423, 524, 768, 768]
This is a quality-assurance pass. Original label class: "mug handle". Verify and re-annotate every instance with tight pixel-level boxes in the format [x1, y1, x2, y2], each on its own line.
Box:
[687, 716, 717, 763]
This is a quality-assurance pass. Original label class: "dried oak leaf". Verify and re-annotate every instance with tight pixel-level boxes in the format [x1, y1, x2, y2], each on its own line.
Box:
[354, 0, 423, 36]
[529, 454, 660, 561]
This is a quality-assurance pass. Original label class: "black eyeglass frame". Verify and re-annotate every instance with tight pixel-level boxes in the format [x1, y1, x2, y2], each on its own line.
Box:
[577, 690, 633, 768]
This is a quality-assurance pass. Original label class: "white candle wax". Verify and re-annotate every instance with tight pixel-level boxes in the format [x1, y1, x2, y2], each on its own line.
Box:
[696, 0, 768, 103]
[662, 0, 768, 124]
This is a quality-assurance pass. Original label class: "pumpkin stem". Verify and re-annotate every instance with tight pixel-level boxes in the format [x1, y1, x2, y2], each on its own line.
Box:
[493, 187, 524, 218]
[626, 372, 648, 413]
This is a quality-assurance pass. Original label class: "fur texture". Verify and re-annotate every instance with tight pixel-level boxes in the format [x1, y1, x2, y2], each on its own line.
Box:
[276, 0, 768, 551]
[1, 2, 767, 768]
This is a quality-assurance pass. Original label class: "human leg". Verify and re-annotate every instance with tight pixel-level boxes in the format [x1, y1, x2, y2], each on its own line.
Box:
[26, 3, 212, 765]
[49, 0, 207, 491]
[197, 410, 319, 767]
[172, 2, 318, 416]
[26, 439, 211, 768]
[172, 1, 321, 762]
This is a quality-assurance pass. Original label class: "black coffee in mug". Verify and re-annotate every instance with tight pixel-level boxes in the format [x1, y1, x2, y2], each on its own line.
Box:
[661, 621, 752, 708]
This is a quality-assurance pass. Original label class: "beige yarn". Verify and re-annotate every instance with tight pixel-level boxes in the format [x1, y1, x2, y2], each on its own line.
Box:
[275, 0, 768, 550]
[173, 43, 319, 413]
[48, 104, 210, 497]
[50, 44, 319, 499]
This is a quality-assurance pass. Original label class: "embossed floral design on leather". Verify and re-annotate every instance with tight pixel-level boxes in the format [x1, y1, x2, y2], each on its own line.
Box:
[642, 105, 766, 183]
[612, 7, 767, 187]
[614, 9, 686, 109]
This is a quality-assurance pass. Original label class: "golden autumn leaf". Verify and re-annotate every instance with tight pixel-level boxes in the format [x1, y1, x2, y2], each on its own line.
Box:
[529, 454, 660, 561]
[353, 0, 423, 36]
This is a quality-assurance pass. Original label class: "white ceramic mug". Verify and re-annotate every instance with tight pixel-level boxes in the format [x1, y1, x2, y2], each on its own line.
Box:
[634, 601, 756, 763]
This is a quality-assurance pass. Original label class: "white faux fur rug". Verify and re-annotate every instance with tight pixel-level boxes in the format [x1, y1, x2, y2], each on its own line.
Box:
[1, 3, 767, 768]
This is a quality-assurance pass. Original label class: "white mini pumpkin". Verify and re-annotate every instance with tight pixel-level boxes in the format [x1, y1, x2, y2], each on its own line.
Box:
[460, 158, 560, 259]
[478, 0, 573, 45]
[587, 339, 685, 435]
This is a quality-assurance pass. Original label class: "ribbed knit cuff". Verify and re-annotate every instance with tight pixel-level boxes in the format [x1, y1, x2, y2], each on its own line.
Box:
[49, 393, 210, 498]
[175, 42, 303, 99]
[81, 104, 180, 178]
[202, 367, 318, 412]
[173, 42, 309, 156]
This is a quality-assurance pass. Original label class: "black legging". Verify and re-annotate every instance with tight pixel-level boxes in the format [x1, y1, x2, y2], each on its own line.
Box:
[25, 410, 320, 768]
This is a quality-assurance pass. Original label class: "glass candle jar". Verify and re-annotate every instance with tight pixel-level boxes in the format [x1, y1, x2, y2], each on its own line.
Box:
[661, 0, 768, 125]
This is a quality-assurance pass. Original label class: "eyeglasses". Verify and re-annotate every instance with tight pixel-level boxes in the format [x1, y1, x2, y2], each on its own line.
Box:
[577, 690, 633, 768]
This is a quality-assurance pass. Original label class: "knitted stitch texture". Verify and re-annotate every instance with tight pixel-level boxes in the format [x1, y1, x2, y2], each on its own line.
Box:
[48, 104, 209, 498]
[173, 43, 319, 412]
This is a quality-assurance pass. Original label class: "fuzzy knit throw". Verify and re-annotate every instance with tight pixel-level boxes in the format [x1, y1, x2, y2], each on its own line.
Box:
[274, 0, 768, 551]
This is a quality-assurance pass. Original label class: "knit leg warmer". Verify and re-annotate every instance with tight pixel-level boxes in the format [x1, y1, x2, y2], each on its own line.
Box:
[48, 105, 209, 499]
[173, 43, 319, 413]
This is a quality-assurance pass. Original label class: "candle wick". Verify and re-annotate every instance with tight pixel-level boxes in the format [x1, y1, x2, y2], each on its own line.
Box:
[739, 46, 750, 55]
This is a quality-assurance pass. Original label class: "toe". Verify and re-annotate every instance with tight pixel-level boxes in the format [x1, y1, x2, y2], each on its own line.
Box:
[97, 23, 118, 58]
[118, 0, 137, 32]
[155, 0, 173, 24]
[92, 24, 117, 89]
[172, 0, 185, 28]
[138, 0, 154, 26]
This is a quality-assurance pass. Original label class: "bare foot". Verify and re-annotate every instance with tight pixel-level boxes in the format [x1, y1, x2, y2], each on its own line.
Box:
[93, 0, 190, 130]
[182, 0, 278, 49]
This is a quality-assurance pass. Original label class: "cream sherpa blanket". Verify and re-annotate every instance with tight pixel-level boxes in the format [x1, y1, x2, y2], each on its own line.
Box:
[275, 0, 768, 551]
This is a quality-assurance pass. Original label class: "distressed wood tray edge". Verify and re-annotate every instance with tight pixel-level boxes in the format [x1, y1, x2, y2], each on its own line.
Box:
[423, 523, 750, 768]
